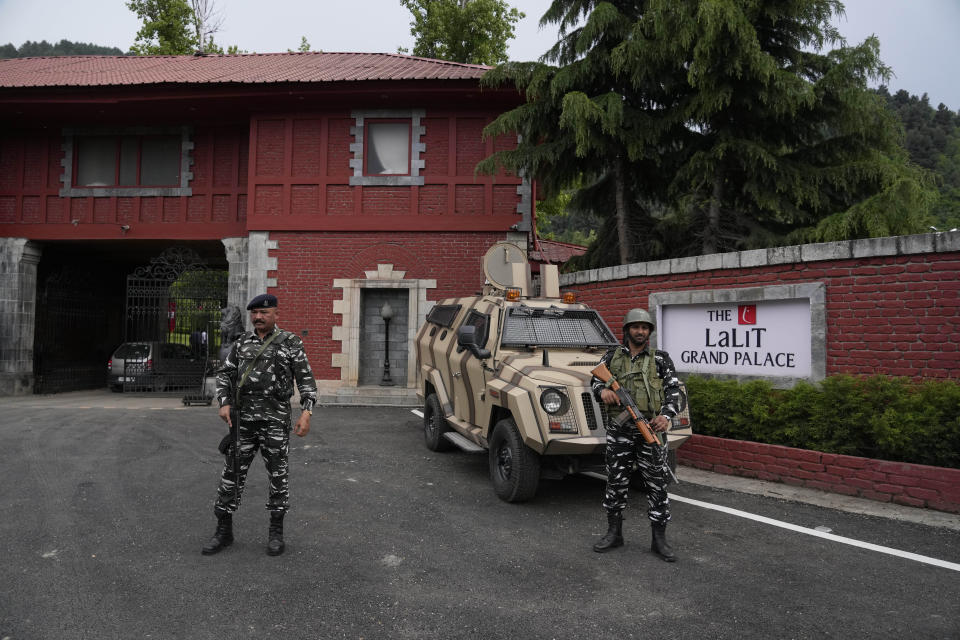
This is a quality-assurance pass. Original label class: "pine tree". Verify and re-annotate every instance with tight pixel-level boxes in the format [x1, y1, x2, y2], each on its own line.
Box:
[481, 0, 937, 264]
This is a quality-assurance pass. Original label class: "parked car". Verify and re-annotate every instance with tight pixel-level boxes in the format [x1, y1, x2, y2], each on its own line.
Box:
[414, 243, 693, 502]
[108, 341, 207, 392]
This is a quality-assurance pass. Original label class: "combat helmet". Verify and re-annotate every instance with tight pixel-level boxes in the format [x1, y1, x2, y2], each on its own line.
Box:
[622, 308, 655, 332]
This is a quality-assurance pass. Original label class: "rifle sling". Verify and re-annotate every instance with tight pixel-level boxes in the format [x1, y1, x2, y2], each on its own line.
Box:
[237, 330, 285, 391]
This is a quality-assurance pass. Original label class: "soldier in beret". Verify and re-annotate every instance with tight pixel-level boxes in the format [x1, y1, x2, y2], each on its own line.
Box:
[202, 293, 317, 557]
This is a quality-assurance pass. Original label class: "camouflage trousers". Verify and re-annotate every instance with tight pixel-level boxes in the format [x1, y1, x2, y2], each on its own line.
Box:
[214, 405, 291, 515]
[602, 427, 671, 525]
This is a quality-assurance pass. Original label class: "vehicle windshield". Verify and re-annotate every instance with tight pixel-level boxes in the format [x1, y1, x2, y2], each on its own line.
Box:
[500, 305, 619, 348]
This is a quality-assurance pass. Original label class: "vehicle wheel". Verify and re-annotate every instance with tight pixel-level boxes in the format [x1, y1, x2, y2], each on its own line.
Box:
[152, 377, 167, 393]
[109, 385, 122, 393]
[488, 418, 540, 503]
[423, 393, 452, 452]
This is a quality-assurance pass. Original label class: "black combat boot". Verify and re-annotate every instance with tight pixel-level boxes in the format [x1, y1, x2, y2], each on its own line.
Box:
[267, 511, 285, 556]
[592, 511, 624, 553]
[201, 512, 233, 555]
[651, 522, 676, 562]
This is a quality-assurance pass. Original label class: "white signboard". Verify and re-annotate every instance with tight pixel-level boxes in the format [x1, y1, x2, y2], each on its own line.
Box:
[659, 299, 812, 377]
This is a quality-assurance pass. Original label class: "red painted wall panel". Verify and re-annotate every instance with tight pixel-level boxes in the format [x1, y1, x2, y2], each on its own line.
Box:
[326, 118, 353, 178]
[291, 119, 323, 176]
[362, 187, 410, 215]
[455, 117, 485, 176]
[0, 197, 13, 223]
[418, 185, 446, 216]
[246, 110, 524, 232]
[421, 117, 449, 177]
[0, 126, 248, 240]
[255, 119, 286, 176]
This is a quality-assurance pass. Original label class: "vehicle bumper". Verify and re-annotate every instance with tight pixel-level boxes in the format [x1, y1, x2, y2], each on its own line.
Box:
[542, 435, 606, 455]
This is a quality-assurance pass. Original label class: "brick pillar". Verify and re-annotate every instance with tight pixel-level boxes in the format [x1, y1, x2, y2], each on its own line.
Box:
[0, 238, 42, 395]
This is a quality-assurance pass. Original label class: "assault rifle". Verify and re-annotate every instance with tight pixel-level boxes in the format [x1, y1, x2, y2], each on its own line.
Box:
[591, 361, 680, 484]
[590, 362, 659, 445]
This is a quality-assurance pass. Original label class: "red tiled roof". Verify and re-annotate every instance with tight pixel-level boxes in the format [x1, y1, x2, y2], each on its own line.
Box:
[0, 52, 491, 88]
[531, 238, 589, 265]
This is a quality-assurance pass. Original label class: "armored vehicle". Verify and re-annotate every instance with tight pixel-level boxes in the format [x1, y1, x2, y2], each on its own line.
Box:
[415, 243, 692, 502]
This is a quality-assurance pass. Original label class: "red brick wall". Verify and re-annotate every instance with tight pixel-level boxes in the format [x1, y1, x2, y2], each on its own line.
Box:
[679, 434, 960, 513]
[566, 250, 960, 379]
[268, 230, 504, 380]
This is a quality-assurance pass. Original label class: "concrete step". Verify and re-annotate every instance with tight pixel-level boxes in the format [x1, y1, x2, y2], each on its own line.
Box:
[316, 385, 419, 407]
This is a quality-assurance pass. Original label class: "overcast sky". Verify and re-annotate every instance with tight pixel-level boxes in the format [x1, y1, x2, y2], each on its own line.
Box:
[0, 0, 957, 109]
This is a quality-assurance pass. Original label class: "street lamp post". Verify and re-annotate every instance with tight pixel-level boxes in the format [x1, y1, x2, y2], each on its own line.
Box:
[379, 301, 395, 386]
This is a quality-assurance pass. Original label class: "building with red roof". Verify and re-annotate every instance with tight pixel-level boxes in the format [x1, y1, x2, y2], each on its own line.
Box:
[0, 52, 532, 398]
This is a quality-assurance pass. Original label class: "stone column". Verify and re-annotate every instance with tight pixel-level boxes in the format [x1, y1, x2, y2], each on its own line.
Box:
[222, 236, 249, 312]
[247, 232, 277, 300]
[0, 238, 42, 395]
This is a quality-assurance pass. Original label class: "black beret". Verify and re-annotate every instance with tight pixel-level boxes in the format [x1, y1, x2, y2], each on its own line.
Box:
[246, 294, 278, 310]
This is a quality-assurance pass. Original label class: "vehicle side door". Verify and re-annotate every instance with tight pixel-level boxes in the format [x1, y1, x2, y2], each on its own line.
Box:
[451, 304, 497, 428]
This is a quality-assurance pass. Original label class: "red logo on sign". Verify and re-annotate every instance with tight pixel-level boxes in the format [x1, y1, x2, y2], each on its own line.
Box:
[738, 305, 756, 325]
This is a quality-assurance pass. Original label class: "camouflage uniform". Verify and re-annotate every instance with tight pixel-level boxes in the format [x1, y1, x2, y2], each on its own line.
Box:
[591, 345, 682, 525]
[213, 326, 317, 515]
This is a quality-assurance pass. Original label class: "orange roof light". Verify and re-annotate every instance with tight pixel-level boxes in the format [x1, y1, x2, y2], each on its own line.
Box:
[506, 289, 521, 301]
[562, 292, 576, 303]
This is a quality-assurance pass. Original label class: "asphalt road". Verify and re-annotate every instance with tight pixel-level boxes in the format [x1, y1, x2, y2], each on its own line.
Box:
[0, 397, 957, 640]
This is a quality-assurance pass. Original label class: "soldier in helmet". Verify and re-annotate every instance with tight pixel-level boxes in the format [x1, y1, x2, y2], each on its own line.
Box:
[202, 293, 317, 557]
[590, 308, 683, 561]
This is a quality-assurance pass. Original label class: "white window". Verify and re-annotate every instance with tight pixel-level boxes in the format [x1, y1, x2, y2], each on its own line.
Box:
[349, 109, 424, 186]
[365, 121, 411, 176]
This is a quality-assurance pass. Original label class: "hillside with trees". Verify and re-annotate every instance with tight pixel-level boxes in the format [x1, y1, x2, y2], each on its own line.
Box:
[0, 40, 125, 58]
[877, 87, 960, 231]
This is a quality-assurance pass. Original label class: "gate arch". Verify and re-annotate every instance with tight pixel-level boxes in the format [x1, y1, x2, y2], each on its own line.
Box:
[120, 247, 227, 393]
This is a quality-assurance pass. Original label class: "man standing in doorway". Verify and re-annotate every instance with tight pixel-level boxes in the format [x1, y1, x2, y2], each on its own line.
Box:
[591, 308, 682, 561]
[202, 293, 317, 557]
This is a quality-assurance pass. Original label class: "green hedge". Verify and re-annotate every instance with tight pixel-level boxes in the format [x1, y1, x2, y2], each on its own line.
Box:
[685, 374, 960, 469]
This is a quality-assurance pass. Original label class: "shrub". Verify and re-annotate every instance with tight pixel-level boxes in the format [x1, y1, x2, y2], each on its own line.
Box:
[685, 374, 960, 469]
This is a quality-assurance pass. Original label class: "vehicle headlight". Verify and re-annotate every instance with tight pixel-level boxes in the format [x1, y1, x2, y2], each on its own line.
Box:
[540, 388, 570, 415]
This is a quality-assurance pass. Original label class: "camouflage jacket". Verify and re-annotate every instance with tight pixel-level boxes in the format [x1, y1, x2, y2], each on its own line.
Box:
[591, 344, 682, 420]
[215, 326, 317, 413]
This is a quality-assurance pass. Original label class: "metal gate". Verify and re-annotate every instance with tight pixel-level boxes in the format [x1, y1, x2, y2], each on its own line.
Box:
[119, 247, 227, 394]
[33, 267, 110, 394]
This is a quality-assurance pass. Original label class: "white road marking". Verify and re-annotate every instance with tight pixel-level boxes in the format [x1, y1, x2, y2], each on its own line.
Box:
[671, 494, 960, 573]
[409, 410, 957, 571]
